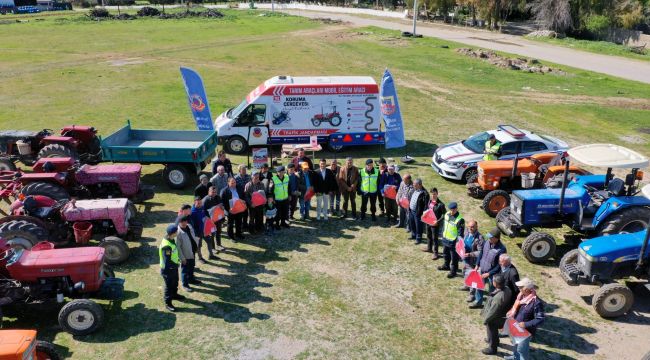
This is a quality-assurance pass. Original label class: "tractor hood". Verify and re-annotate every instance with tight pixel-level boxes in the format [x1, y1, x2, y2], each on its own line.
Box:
[61, 198, 129, 221]
[6, 246, 104, 283]
[579, 230, 649, 262]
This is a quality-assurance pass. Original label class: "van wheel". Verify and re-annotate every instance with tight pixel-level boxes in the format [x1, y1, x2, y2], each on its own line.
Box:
[225, 136, 248, 155]
[463, 168, 478, 184]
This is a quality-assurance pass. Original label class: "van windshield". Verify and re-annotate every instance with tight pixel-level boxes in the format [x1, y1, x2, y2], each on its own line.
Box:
[228, 99, 248, 119]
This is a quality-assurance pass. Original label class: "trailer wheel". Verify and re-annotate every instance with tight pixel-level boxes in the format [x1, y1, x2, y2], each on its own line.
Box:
[327, 142, 344, 153]
[0, 158, 16, 171]
[521, 232, 556, 263]
[100, 236, 129, 265]
[163, 164, 190, 189]
[37, 144, 78, 161]
[58, 299, 104, 336]
[0, 220, 46, 248]
[598, 207, 650, 235]
[224, 136, 248, 155]
[593, 283, 634, 318]
[21, 182, 70, 201]
[36, 340, 61, 360]
[330, 116, 342, 127]
[559, 249, 579, 269]
[482, 190, 510, 217]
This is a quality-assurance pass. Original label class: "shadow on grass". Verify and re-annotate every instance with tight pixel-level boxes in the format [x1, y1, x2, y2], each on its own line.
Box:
[535, 314, 598, 356]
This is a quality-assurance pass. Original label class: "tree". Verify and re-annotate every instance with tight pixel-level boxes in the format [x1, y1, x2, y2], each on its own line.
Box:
[528, 0, 572, 32]
[616, 0, 644, 29]
[150, 0, 175, 13]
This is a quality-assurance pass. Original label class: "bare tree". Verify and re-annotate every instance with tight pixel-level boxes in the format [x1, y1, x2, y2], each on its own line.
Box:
[528, 0, 572, 33]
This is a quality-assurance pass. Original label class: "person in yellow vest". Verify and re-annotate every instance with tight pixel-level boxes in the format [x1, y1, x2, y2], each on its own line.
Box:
[160, 224, 185, 312]
[359, 159, 379, 221]
[437, 202, 465, 278]
[270, 166, 290, 229]
[483, 134, 502, 161]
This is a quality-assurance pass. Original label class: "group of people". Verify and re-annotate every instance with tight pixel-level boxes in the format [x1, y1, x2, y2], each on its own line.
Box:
[158, 148, 544, 359]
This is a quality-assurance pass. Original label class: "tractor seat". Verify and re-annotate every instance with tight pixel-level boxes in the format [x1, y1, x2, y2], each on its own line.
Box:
[592, 178, 625, 200]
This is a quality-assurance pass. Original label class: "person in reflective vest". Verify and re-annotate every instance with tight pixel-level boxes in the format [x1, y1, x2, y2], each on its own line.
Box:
[271, 166, 290, 228]
[359, 159, 379, 221]
[159, 224, 184, 312]
[437, 202, 465, 278]
[483, 134, 502, 161]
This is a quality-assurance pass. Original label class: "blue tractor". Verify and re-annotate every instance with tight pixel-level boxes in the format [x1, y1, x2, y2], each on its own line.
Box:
[559, 184, 650, 318]
[497, 144, 650, 263]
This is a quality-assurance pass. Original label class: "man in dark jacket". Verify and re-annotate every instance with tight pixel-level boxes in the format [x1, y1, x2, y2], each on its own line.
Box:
[438, 202, 465, 278]
[221, 177, 245, 240]
[159, 224, 185, 312]
[499, 254, 520, 308]
[291, 147, 314, 170]
[212, 150, 233, 177]
[505, 278, 545, 360]
[376, 157, 388, 216]
[202, 185, 224, 256]
[481, 274, 512, 355]
[338, 157, 360, 219]
[379, 164, 402, 225]
[244, 171, 266, 234]
[471, 227, 507, 308]
[287, 163, 300, 219]
[329, 160, 341, 216]
[315, 159, 337, 221]
[460, 220, 485, 298]
[297, 163, 316, 221]
[194, 174, 210, 199]
[423, 187, 445, 259]
[408, 179, 429, 243]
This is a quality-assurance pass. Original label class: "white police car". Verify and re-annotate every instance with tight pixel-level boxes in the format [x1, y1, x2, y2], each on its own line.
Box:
[431, 125, 569, 183]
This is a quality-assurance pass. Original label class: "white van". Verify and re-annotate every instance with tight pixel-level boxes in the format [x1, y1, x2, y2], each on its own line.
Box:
[214, 75, 384, 154]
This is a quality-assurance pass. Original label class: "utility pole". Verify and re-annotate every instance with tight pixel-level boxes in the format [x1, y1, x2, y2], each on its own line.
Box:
[412, 0, 417, 36]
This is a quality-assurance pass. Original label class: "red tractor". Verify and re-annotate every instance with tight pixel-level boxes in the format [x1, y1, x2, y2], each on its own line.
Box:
[311, 103, 342, 127]
[0, 196, 140, 265]
[0, 239, 123, 336]
[0, 157, 155, 204]
[0, 125, 102, 171]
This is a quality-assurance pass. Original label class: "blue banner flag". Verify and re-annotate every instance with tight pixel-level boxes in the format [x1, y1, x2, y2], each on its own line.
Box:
[180, 67, 214, 131]
[380, 69, 406, 149]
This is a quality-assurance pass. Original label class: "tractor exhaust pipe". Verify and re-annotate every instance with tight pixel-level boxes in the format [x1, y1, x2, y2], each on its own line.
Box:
[558, 160, 570, 215]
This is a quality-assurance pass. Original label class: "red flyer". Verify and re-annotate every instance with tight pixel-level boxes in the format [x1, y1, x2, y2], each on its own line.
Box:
[507, 318, 531, 339]
[203, 218, 215, 236]
[421, 209, 437, 226]
[464, 270, 485, 290]
[455, 238, 466, 258]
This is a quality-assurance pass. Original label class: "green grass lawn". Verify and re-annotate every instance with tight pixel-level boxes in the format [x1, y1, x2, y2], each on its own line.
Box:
[1, 9, 649, 359]
[525, 34, 650, 62]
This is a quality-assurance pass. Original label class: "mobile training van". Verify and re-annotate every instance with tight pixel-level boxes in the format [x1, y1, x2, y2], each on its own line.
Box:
[214, 75, 384, 154]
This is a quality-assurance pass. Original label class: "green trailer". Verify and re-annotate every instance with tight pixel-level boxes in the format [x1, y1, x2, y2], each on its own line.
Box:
[100, 121, 218, 189]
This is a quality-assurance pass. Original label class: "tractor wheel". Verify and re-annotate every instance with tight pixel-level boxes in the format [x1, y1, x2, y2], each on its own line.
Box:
[58, 299, 104, 336]
[311, 118, 322, 127]
[99, 236, 129, 265]
[37, 144, 78, 161]
[0, 158, 16, 171]
[20, 182, 70, 202]
[224, 135, 248, 155]
[163, 164, 190, 190]
[326, 142, 344, 153]
[598, 207, 650, 235]
[0, 220, 46, 249]
[593, 283, 634, 318]
[463, 168, 478, 184]
[559, 249, 580, 269]
[102, 263, 115, 278]
[127, 200, 138, 219]
[330, 116, 342, 127]
[521, 232, 556, 263]
[35, 340, 61, 360]
[482, 190, 510, 218]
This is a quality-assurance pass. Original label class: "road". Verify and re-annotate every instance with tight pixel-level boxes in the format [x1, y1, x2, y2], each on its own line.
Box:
[282, 10, 650, 84]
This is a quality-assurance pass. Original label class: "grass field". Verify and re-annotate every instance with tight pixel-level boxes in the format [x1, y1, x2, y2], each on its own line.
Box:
[525, 34, 650, 62]
[1, 9, 650, 359]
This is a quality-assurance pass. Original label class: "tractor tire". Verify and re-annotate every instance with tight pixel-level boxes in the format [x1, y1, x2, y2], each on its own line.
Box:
[163, 164, 190, 190]
[127, 200, 138, 219]
[37, 144, 78, 161]
[559, 249, 580, 269]
[35, 340, 61, 360]
[99, 236, 129, 265]
[463, 168, 478, 184]
[598, 207, 650, 235]
[224, 135, 248, 155]
[330, 116, 342, 127]
[102, 263, 115, 278]
[521, 232, 556, 263]
[0, 220, 46, 249]
[20, 182, 70, 202]
[593, 283, 634, 318]
[58, 299, 104, 336]
[482, 190, 510, 218]
[0, 158, 16, 171]
[311, 118, 322, 127]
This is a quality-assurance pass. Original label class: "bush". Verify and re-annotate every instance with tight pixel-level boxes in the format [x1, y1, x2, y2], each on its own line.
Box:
[137, 6, 160, 15]
[88, 7, 110, 17]
[584, 14, 611, 39]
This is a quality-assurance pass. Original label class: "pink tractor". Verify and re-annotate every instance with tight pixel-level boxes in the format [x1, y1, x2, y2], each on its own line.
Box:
[0, 239, 124, 336]
[0, 196, 140, 265]
[0, 157, 154, 204]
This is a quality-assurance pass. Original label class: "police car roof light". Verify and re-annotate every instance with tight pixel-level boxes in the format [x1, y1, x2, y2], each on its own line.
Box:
[497, 124, 526, 138]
